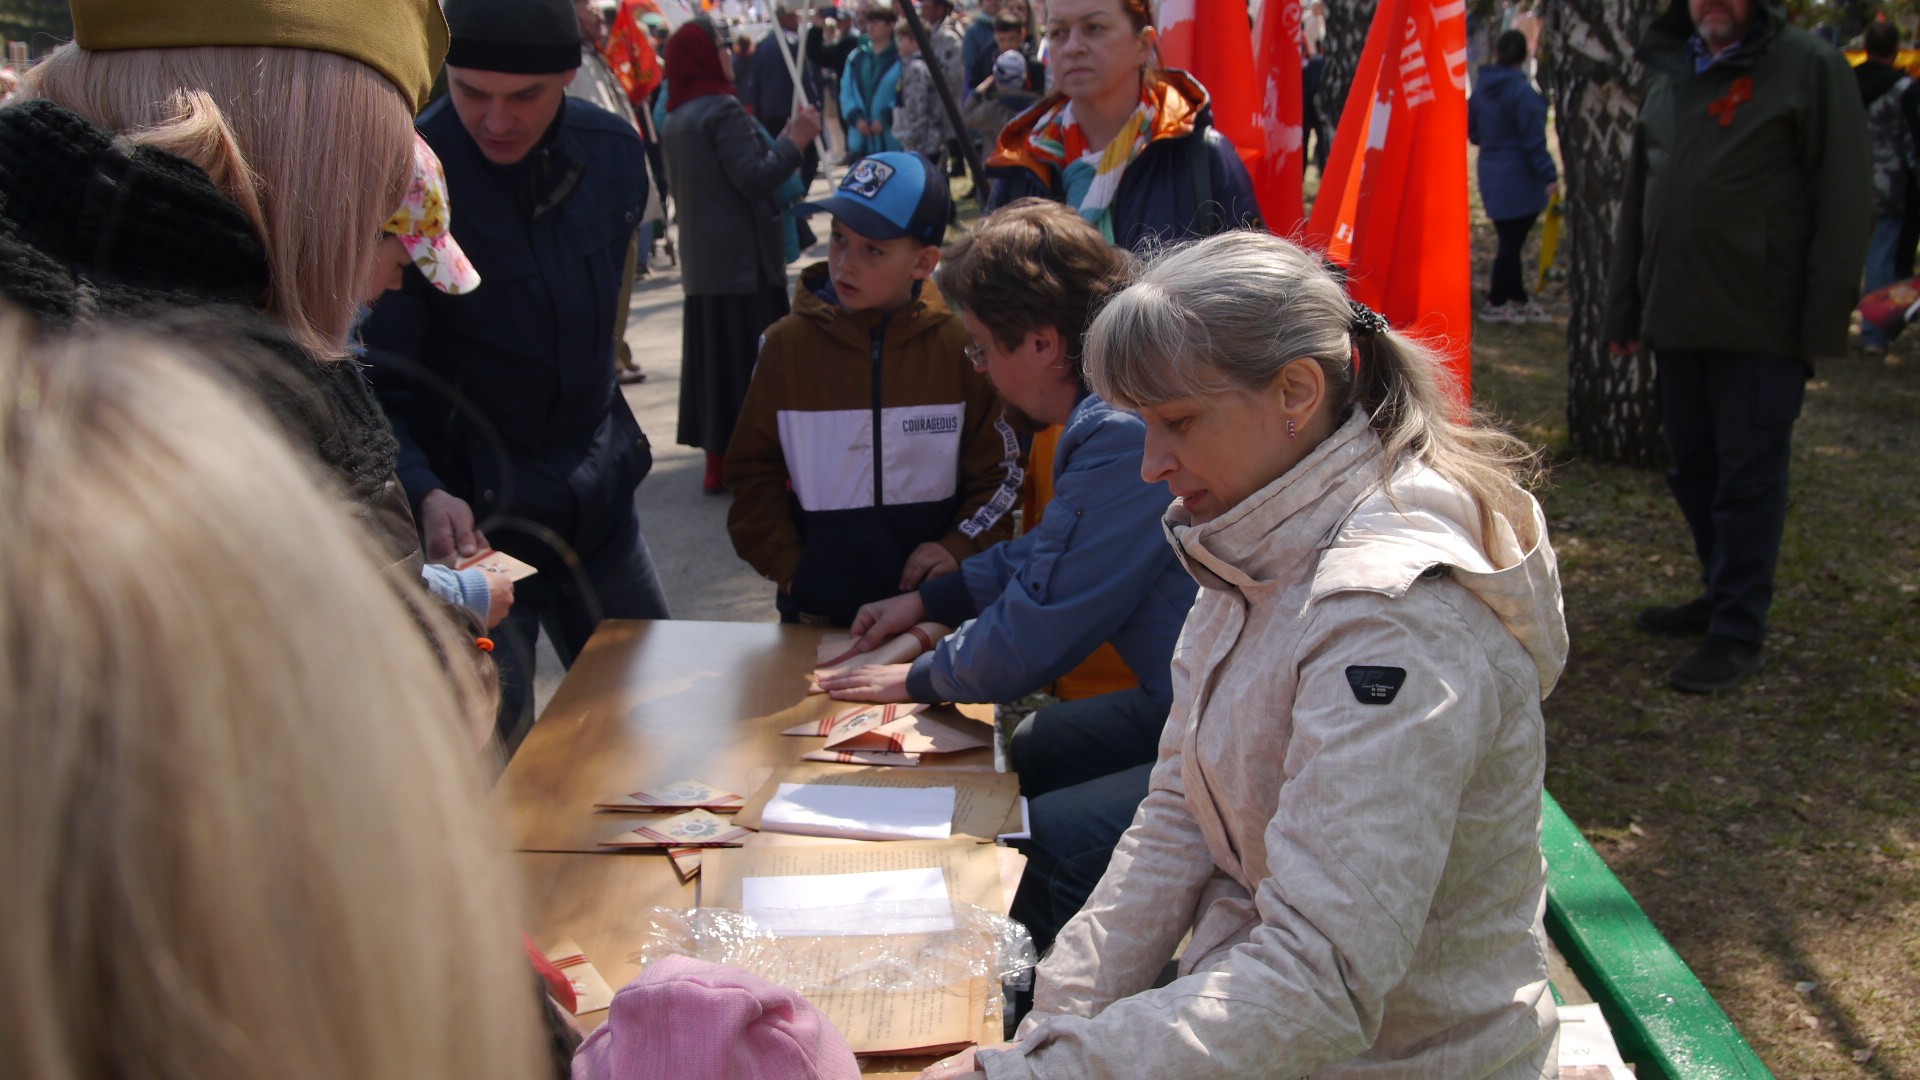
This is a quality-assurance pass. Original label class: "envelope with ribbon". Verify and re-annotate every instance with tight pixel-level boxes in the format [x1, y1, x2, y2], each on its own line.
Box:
[667, 847, 703, 882]
[545, 939, 616, 1015]
[600, 808, 753, 849]
[801, 748, 923, 766]
[596, 778, 745, 813]
[822, 707, 993, 756]
[808, 622, 952, 692]
[783, 701, 926, 738]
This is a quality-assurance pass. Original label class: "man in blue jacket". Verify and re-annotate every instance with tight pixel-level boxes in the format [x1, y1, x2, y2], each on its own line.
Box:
[363, 0, 669, 748]
[817, 199, 1196, 956]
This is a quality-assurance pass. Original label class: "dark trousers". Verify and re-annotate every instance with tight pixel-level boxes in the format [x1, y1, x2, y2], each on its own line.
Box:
[1006, 687, 1169, 958]
[1489, 214, 1537, 306]
[1656, 349, 1808, 645]
[1898, 178, 1920, 279]
[492, 504, 671, 750]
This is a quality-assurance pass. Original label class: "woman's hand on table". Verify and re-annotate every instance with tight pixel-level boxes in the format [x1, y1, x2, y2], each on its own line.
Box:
[849, 590, 928, 650]
[920, 1043, 1012, 1079]
[817, 662, 913, 702]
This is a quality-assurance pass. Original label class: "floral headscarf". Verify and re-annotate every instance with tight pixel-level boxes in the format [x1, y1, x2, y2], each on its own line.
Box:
[382, 133, 481, 295]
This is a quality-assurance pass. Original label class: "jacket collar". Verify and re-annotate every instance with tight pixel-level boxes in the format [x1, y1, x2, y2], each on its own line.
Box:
[1166, 405, 1569, 697]
[0, 99, 271, 309]
[1164, 406, 1379, 595]
[1640, 0, 1782, 75]
[791, 260, 955, 348]
[988, 68, 1212, 185]
[426, 96, 588, 219]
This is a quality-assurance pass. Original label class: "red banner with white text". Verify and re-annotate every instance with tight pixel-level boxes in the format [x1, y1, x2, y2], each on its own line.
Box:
[1156, 0, 1263, 173]
[1251, 0, 1305, 233]
[1303, 0, 1472, 396]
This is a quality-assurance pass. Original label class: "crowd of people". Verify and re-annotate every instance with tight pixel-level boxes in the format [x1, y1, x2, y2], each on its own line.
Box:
[0, 0, 1888, 1074]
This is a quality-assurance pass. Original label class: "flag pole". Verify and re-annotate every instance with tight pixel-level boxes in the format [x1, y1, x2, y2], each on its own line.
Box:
[769, 11, 835, 187]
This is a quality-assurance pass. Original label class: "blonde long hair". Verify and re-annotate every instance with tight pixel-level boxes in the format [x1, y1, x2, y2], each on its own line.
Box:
[20, 45, 414, 359]
[0, 311, 543, 1080]
[1086, 231, 1538, 537]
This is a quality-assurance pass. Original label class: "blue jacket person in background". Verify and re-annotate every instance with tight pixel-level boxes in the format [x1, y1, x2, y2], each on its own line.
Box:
[1468, 30, 1557, 323]
[363, 0, 670, 751]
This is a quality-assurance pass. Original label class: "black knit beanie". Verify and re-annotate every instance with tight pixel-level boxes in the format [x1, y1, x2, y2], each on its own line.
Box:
[444, 0, 582, 74]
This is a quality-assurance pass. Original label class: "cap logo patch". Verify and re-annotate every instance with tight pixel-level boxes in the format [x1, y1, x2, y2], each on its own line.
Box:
[842, 158, 896, 198]
[1345, 666, 1407, 705]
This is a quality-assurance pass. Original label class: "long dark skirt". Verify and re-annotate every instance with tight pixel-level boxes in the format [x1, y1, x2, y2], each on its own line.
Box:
[677, 288, 790, 452]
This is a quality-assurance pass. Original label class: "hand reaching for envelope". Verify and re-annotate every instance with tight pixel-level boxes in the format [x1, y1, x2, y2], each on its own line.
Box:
[817, 662, 913, 702]
[849, 590, 929, 652]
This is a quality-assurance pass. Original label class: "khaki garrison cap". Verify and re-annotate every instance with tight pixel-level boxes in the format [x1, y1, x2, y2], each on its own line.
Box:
[69, 0, 450, 112]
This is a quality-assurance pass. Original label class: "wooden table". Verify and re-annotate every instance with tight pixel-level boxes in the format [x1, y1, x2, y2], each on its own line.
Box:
[498, 619, 992, 855]
[504, 620, 1006, 1076]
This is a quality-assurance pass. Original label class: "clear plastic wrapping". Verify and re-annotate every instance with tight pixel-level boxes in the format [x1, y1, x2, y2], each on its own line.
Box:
[629, 901, 1038, 998]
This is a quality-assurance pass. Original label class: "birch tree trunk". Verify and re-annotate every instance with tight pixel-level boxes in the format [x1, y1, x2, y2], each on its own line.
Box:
[1547, 0, 1665, 466]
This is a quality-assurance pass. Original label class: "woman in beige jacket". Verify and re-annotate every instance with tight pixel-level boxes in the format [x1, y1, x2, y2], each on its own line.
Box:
[926, 231, 1568, 1078]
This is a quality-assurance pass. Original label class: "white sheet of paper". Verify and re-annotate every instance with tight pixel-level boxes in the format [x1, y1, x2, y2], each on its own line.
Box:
[742, 867, 954, 935]
[997, 796, 1031, 842]
[761, 781, 955, 841]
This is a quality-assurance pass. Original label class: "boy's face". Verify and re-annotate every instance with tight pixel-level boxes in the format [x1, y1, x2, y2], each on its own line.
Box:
[995, 27, 1023, 52]
[828, 218, 939, 313]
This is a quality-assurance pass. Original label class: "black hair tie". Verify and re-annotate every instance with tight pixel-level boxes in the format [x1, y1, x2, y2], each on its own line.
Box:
[1348, 300, 1389, 337]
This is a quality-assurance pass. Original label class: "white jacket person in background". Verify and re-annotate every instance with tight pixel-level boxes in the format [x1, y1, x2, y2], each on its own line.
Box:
[925, 230, 1568, 1079]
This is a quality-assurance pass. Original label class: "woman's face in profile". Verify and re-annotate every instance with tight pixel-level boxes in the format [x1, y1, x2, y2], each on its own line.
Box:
[363, 235, 412, 303]
[1135, 375, 1304, 524]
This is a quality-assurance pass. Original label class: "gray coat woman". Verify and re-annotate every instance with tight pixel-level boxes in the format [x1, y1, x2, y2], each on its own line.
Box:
[662, 17, 820, 490]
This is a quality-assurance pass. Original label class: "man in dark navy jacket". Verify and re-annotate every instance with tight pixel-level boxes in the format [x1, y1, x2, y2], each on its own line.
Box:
[364, 0, 669, 748]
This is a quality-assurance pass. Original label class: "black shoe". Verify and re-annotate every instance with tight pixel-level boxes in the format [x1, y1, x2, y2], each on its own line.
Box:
[1667, 634, 1764, 693]
[1635, 595, 1711, 637]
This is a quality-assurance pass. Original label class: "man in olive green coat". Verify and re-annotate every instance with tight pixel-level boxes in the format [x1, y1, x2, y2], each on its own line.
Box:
[1605, 0, 1870, 693]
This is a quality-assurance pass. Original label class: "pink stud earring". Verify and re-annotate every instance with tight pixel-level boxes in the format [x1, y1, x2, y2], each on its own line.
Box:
[1286, 418, 1297, 440]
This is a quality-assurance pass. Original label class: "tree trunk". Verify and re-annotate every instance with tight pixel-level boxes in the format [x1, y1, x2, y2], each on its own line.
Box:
[1547, 0, 1665, 467]
[1314, 0, 1378, 133]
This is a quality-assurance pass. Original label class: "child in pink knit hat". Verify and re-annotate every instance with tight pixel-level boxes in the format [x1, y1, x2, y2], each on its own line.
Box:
[573, 955, 861, 1080]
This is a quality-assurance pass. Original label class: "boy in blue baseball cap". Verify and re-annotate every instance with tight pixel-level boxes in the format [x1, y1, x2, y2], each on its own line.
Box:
[726, 152, 1019, 626]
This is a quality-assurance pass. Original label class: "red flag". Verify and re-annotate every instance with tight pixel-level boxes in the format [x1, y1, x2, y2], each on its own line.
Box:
[605, 0, 665, 109]
[1251, 0, 1305, 233]
[1303, 0, 1472, 397]
[1156, 0, 1262, 172]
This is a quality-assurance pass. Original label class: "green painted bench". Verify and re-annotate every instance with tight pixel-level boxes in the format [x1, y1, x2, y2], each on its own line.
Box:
[1542, 791, 1773, 1079]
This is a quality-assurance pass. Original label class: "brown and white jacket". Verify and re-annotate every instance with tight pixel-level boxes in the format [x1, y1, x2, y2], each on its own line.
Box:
[981, 409, 1567, 1079]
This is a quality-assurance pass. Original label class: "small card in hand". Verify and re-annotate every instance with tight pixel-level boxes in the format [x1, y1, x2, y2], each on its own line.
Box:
[600, 808, 752, 848]
[451, 547, 539, 582]
[596, 778, 745, 813]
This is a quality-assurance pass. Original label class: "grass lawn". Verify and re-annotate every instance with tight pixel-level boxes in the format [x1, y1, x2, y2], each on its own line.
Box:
[1473, 221, 1920, 1077]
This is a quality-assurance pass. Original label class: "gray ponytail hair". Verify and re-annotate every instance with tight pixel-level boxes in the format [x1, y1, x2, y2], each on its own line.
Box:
[1085, 230, 1538, 537]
